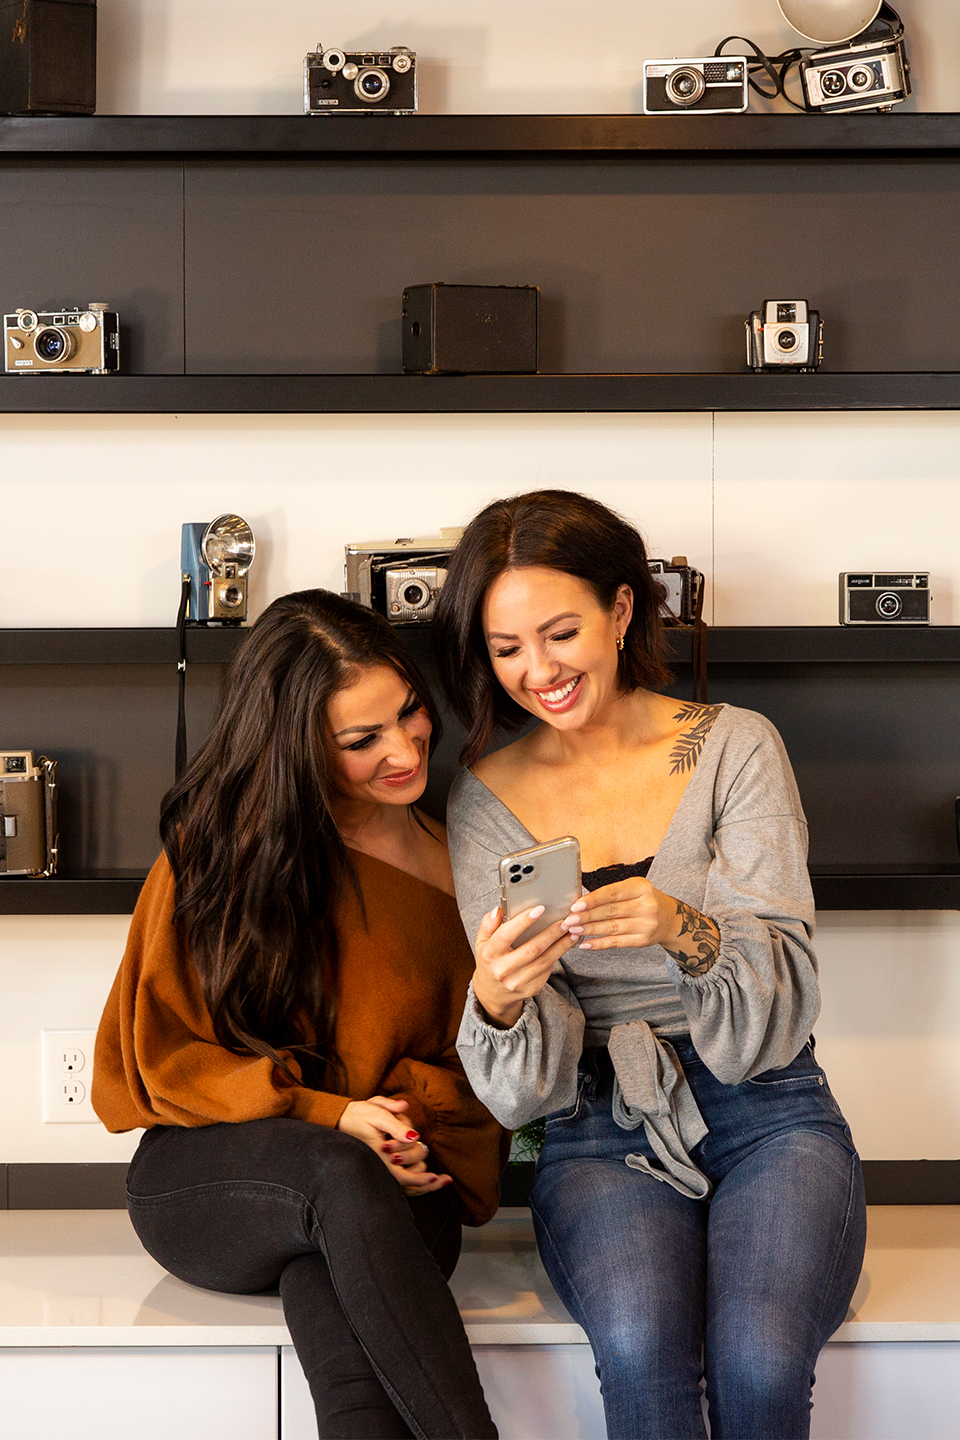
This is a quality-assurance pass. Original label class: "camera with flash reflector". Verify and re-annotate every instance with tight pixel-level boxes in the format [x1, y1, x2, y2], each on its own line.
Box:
[181, 516, 256, 624]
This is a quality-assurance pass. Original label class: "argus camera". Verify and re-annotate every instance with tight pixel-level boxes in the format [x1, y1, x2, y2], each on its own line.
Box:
[4, 304, 119, 374]
[642, 57, 748, 114]
[747, 300, 822, 372]
[304, 44, 417, 113]
[345, 531, 463, 625]
[840, 571, 931, 625]
[0, 752, 58, 877]
[181, 516, 256, 624]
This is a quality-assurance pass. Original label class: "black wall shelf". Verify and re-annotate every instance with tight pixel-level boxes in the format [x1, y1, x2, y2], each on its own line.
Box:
[4, 112, 960, 158]
[6, 372, 960, 415]
[2, 626, 957, 666]
[4, 867, 957, 917]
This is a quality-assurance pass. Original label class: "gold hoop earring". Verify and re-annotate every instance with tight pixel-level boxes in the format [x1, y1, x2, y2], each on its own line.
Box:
[616, 633, 625, 652]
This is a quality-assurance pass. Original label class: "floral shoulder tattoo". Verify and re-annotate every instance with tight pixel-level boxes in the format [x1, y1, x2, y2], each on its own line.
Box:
[668, 703, 722, 777]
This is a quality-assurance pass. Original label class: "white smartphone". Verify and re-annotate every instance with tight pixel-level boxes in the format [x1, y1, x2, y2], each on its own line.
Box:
[498, 836, 582, 947]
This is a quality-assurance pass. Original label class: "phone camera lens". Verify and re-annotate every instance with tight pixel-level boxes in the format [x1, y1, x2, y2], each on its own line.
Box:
[509, 863, 521, 873]
[510, 875, 521, 884]
[522, 865, 534, 874]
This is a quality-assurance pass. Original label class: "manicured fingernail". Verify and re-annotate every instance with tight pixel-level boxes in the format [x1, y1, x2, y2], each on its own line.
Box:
[406, 1131, 419, 1140]
[392, 1156, 404, 1165]
[570, 901, 586, 912]
[489, 907, 500, 921]
[567, 927, 584, 936]
[528, 905, 545, 919]
[579, 941, 593, 950]
[382, 1144, 392, 1153]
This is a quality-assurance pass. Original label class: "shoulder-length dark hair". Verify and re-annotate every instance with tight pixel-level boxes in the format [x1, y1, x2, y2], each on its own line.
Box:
[433, 490, 671, 766]
[160, 588, 442, 1092]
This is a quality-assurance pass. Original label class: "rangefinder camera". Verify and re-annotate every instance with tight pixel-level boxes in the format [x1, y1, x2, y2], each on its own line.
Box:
[800, 31, 910, 114]
[840, 571, 930, 625]
[4, 305, 119, 374]
[649, 558, 704, 626]
[0, 752, 58, 877]
[747, 300, 822, 372]
[304, 44, 417, 112]
[642, 57, 748, 114]
[345, 531, 463, 625]
[181, 516, 256, 624]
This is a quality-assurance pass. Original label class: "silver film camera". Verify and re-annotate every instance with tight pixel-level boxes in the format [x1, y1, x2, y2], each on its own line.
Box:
[304, 43, 417, 113]
[642, 57, 748, 114]
[840, 571, 931, 625]
[747, 300, 823, 371]
[0, 752, 58, 877]
[345, 531, 462, 624]
[181, 516, 256, 624]
[4, 304, 119, 374]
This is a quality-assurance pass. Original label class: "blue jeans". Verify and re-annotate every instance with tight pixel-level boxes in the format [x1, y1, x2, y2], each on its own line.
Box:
[530, 1039, 866, 1440]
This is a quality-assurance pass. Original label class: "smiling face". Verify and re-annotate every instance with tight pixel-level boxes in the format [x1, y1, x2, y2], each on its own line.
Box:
[326, 663, 432, 809]
[482, 566, 633, 732]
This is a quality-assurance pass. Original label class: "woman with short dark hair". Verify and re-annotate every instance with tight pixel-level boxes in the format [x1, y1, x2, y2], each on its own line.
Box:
[434, 491, 865, 1440]
[93, 588, 502, 1440]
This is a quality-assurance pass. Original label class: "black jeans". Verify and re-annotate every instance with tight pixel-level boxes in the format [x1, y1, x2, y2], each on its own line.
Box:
[126, 1118, 497, 1440]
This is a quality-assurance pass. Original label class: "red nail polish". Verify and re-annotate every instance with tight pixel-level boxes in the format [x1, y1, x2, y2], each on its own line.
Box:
[392, 1156, 404, 1165]
[406, 1131, 419, 1140]
[381, 1145, 392, 1153]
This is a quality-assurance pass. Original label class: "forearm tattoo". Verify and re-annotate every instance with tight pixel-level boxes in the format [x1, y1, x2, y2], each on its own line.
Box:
[669, 703, 722, 776]
[663, 899, 720, 977]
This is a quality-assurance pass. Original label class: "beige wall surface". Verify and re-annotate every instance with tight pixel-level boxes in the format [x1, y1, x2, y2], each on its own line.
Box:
[3, 1, 960, 1163]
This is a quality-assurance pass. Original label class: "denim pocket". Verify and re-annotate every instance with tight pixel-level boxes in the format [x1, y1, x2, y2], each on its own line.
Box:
[746, 1040, 826, 1089]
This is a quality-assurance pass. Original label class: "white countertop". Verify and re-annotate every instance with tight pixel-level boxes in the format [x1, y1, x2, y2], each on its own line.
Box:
[0, 1206, 958, 1348]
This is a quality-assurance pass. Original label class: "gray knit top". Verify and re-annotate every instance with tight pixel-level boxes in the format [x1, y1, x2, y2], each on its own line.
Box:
[449, 704, 821, 1199]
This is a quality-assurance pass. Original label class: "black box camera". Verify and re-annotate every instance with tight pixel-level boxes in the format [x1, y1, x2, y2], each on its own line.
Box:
[0, 0, 96, 115]
[402, 284, 540, 375]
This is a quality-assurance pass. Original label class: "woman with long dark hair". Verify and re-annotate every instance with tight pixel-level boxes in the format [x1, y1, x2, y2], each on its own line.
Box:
[433, 491, 865, 1440]
[93, 588, 503, 1440]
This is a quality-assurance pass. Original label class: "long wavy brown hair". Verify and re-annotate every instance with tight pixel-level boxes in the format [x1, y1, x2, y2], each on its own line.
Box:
[432, 490, 671, 766]
[160, 588, 442, 1092]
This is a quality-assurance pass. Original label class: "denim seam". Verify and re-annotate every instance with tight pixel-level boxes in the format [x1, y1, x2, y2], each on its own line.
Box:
[126, 1179, 313, 1209]
[808, 1145, 862, 1344]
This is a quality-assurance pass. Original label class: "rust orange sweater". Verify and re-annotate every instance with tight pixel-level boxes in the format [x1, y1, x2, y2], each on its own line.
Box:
[93, 848, 507, 1226]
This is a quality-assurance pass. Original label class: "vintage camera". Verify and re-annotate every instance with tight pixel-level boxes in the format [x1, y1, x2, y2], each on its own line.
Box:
[746, 300, 822, 372]
[649, 558, 704, 626]
[4, 304, 119, 374]
[840, 571, 930, 625]
[181, 516, 256, 624]
[345, 531, 462, 624]
[642, 57, 748, 114]
[304, 43, 416, 113]
[0, 752, 58, 877]
[792, 4, 910, 114]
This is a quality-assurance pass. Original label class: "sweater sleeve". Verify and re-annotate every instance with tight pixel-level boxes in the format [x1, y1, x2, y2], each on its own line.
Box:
[448, 770, 585, 1127]
[92, 855, 350, 1132]
[665, 717, 821, 1084]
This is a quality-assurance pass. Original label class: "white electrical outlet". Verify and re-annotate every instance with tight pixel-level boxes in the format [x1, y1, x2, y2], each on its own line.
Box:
[41, 1030, 98, 1123]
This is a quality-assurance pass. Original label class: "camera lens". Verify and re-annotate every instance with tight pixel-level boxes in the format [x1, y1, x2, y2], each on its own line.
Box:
[775, 329, 798, 351]
[34, 326, 76, 363]
[402, 581, 429, 607]
[219, 584, 243, 609]
[665, 66, 705, 107]
[510, 874, 521, 884]
[509, 863, 521, 873]
[876, 592, 902, 618]
[821, 70, 846, 97]
[849, 66, 875, 91]
[355, 67, 390, 102]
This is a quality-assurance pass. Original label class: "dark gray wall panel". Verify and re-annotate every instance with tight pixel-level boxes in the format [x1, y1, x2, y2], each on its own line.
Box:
[0, 162, 184, 374]
[705, 664, 960, 867]
[184, 158, 960, 374]
[1, 664, 225, 872]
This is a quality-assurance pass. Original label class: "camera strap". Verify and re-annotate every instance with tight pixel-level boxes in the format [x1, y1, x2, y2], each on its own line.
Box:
[175, 574, 191, 781]
[691, 575, 708, 705]
[39, 756, 58, 876]
[717, 5, 904, 112]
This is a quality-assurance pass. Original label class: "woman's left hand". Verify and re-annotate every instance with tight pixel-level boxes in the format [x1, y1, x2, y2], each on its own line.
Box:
[560, 877, 721, 976]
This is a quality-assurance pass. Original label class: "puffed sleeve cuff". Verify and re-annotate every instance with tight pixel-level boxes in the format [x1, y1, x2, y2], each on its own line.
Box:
[664, 911, 820, 1085]
[456, 981, 584, 1129]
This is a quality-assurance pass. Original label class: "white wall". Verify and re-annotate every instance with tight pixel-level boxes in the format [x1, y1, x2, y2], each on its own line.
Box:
[3, 0, 960, 1166]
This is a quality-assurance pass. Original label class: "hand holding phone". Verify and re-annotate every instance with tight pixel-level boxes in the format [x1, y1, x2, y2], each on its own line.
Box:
[472, 837, 582, 1028]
